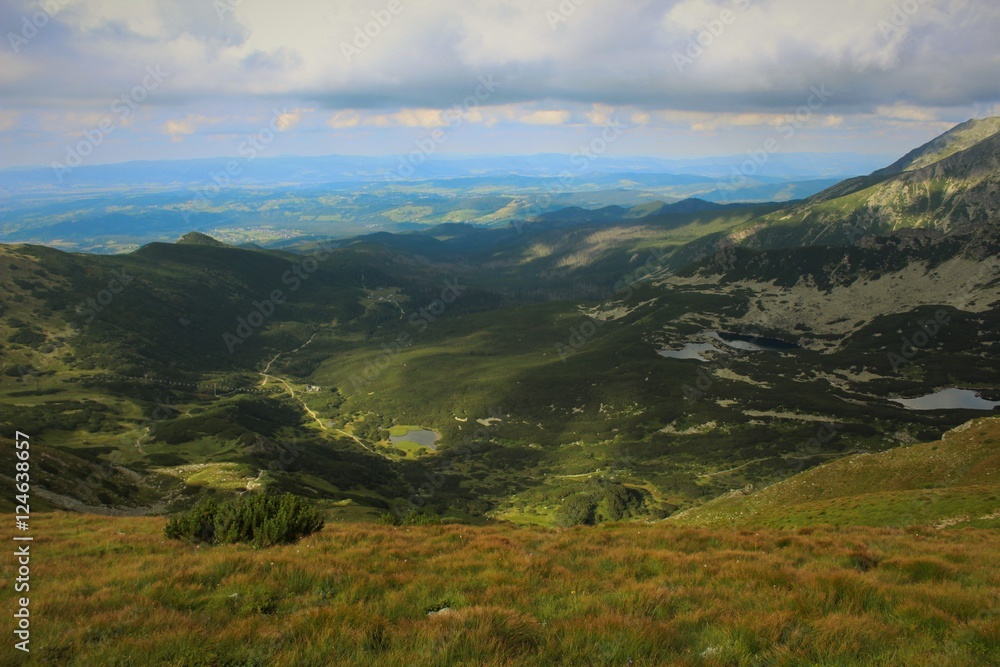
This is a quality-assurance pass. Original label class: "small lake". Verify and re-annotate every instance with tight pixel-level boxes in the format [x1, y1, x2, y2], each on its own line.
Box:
[890, 388, 1000, 411]
[390, 428, 442, 450]
[658, 343, 719, 362]
[706, 331, 799, 352]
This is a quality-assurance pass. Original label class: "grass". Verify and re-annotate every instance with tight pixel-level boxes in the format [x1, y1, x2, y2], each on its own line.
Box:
[670, 417, 1000, 529]
[10, 512, 1000, 666]
[155, 463, 259, 492]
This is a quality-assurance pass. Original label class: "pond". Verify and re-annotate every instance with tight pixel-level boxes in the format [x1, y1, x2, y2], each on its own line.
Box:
[890, 388, 1000, 411]
[706, 331, 799, 352]
[657, 343, 719, 362]
[390, 428, 442, 450]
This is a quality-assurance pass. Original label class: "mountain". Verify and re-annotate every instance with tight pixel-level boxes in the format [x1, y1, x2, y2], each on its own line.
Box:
[2, 121, 999, 525]
[728, 116, 1000, 248]
[873, 116, 1000, 177]
[176, 231, 228, 247]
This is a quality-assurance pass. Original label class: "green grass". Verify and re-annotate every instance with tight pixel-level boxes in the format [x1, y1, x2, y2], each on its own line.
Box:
[671, 417, 1000, 529]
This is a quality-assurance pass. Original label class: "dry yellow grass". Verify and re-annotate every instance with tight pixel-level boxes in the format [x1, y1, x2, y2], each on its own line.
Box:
[3, 512, 998, 665]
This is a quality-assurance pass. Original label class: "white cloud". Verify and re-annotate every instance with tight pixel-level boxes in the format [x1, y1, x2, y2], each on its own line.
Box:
[274, 108, 306, 131]
[520, 110, 571, 126]
[164, 119, 196, 136]
[0, 0, 997, 165]
[327, 111, 362, 130]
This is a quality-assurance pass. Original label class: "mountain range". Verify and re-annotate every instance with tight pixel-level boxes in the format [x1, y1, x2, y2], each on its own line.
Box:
[1, 118, 999, 530]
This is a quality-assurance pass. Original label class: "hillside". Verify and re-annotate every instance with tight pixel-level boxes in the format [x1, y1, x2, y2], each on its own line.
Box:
[669, 417, 1000, 529]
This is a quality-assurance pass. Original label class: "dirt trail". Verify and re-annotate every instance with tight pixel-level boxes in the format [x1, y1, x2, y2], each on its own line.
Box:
[256, 333, 389, 459]
[258, 333, 328, 430]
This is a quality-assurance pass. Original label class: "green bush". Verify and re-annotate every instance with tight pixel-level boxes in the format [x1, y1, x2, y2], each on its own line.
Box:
[557, 494, 597, 527]
[165, 493, 324, 548]
[556, 481, 648, 527]
[378, 509, 442, 526]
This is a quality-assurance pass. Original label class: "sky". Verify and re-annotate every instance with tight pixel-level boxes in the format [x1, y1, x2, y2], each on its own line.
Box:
[1, 0, 999, 169]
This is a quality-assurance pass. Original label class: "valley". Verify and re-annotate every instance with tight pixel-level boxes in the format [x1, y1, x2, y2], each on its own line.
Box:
[3, 119, 1000, 532]
[3, 1, 999, 662]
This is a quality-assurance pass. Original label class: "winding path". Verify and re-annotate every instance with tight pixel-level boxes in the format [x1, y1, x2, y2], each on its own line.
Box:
[257, 333, 389, 459]
[258, 333, 329, 429]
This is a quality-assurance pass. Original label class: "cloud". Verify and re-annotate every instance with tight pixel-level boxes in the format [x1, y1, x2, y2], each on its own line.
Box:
[0, 0, 997, 165]
[274, 107, 306, 131]
[519, 110, 571, 126]
[164, 118, 196, 136]
[1, 0, 993, 113]
[327, 111, 362, 130]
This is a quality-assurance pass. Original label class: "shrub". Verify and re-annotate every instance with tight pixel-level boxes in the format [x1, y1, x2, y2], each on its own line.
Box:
[378, 510, 442, 526]
[164, 493, 324, 548]
[557, 494, 597, 527]
[557, 481, 648, 527]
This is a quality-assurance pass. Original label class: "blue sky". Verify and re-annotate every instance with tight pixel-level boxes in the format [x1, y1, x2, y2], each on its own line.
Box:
[1, 0, 998, 168]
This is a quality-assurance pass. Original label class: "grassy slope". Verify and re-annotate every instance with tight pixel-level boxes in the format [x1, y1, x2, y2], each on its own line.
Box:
[669, 417, 1000, 529]
[11, 512, 999, 666]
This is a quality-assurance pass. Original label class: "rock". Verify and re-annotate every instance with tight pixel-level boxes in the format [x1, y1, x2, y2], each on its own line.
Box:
[427, 607, 454, 618]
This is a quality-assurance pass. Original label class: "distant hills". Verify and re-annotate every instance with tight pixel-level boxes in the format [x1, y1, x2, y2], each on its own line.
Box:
[0, 152, 889, 193]
[0, 150, 890, 253]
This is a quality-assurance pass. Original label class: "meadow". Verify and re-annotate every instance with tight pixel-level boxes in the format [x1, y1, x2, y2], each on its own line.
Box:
[7, 512, 998, 666]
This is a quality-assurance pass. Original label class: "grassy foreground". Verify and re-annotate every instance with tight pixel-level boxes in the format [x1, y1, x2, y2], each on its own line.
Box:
[4, 513, 999, 666]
